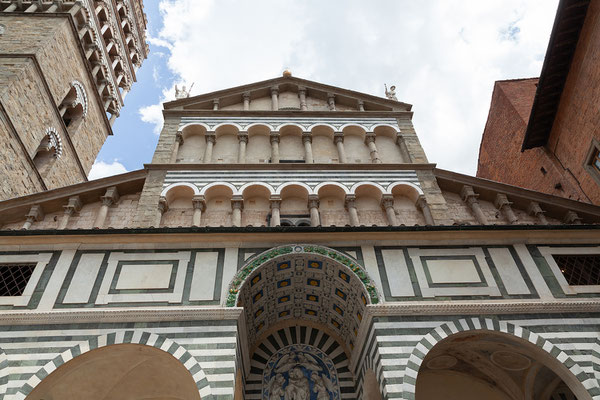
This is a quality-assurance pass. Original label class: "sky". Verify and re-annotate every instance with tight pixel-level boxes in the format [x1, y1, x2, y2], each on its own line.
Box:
[89, 0, 560, 180]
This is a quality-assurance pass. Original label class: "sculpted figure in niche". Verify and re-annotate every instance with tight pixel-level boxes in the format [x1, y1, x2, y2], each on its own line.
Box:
[384, 84, 398, 101]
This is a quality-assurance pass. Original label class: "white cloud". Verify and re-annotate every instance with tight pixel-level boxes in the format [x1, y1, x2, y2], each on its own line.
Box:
[148, 0, 559, 175]
[88, 160, 128, 180]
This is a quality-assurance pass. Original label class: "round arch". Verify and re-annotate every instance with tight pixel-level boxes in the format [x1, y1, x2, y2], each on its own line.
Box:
[339, 123, 369, 132]
[17, 330, 213, 400]
[273, 122, 305, 132]
[402, 317, 599, 400]
[306, 122, 337, 132]
[180, 122, 210, 132]
[370, 123, 398, 132]
[245, 122, 275, 131]
[386, 182, 424, 202]
[238, 182, 275, 197]
[212, 122, 242, 132]
[160, 182, 200, 197]
[314, 181, 350, 195]
[350, 181, 386, 195]
[199, 182, 237, 196]
[275, 181, 314, 195]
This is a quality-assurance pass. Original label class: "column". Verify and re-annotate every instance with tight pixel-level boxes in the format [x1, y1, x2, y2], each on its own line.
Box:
[158, 197, 168, 223]
[231, 196, 243, 227]
[238, 131, 248, 163]
[416, 195, 435, 226]
[460, 185, 487, 225]
[242, 92, 251, 111]
[396, 131, 412, 163]
[271, 86, 279, 110]
[381, 195, 397, 226]
[94, 187, 119, 228]
[528, 202, 548, 225]
[270, 197, 281, 227]
[495, 194, 518, 224]
[204, 133, 216, 163]
[22, 205, 44, 230]
[365, 133, 381, 163]
[302, 132, 313, 163]
[192, 195, 206, 226]
[171, 131, 184, 163]
[59, 196, 82, 229]
[334, 132, 347, 163]
[308, 195, 320, 227]
[327, 93, 336, 111]
[213, 99, 219, 111]
[270, 132, 280, 163]
[345, 195, 359, 226]
[357, 100, 365, 112]
[298, 86, 308, 111]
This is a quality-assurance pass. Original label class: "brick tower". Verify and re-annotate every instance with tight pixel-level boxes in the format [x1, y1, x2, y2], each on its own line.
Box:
[0, 0, 148, 200]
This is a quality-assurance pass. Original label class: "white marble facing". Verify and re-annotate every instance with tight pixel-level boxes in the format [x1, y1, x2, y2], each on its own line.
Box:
[361, 246, 385, 300]
[190, 252, 219, 301]
[220, 248, 239, 305]
[63, 253, 104, 304]
[96, 252, 190, 304]
[426, 259, 481, 284]
[38, 249, 77, 310]
[115, 263, 173, 290]
[488, 248, 530, 295]
[380, 249, 414, 297]
[513, 244, 553, 299]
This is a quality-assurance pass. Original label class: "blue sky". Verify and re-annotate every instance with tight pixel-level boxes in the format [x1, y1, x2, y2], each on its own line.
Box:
[89, 0, 559, 179]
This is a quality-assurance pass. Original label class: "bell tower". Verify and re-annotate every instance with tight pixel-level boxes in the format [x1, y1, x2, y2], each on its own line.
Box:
[0, 0, 148, 200]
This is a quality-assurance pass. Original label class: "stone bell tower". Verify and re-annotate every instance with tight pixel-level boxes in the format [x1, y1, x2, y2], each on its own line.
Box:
[0, 0, 148, 200]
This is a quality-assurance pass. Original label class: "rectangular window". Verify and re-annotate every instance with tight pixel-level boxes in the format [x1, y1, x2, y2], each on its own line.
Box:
[0, 264, 36, 296]
[584, 139, 600, 185]
[552, 255, 600, 286]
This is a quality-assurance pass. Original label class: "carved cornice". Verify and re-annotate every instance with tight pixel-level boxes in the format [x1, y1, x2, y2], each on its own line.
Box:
[0, 307, 243, 326]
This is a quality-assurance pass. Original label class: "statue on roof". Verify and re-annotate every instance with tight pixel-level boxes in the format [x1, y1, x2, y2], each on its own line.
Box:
[174, 83, 194, 99]
[384, 83, 398, 101]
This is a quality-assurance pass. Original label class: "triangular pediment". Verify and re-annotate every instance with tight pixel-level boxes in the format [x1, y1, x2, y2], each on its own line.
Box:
[163, 76, 412, 113]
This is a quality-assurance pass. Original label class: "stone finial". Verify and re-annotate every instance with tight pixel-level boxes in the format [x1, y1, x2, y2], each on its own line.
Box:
[101, 186, 119, 207]
[564, 210, 583, 225]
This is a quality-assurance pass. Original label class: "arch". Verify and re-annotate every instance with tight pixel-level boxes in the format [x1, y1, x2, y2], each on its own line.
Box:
[70, 80, 88, 118]
[273, 122, 305, 132]
[225, 244, 380, 307]
[275, 181, 313, 195]
[160, 182, 200, 197]
[199, 181, 237, 196]
[314, 181, 350, 195]
[370, 123, 398, 132]
[212, 122, 243, 133]
[245, 122, 275, 131]
[402, 318, 599, 400]
[339, 123, 369, 132]
[350, 181, 386, 195]
[33, 128, 62, 175]
[307, 122, 337, 132]
[387, 182, 423, 201]
[17, 330, 213, 400]
[180, 122, 211, 133]
[238, 182, 275, 197]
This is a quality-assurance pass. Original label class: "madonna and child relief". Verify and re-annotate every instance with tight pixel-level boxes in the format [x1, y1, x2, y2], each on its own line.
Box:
[264, 344, 341, 400]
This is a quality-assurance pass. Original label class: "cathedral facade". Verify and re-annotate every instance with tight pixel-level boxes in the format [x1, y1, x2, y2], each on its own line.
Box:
[1, 2, 600, 400]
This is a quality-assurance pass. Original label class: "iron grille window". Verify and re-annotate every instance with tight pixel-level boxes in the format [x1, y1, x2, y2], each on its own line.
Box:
[553, 255, 600, 286]
[0, 264, 36, 296]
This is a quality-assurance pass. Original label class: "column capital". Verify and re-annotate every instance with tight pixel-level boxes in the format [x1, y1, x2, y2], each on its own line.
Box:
[527, 201, 545, 216]
[381, 194, 394, 209]
[364, 132, 376, 144]
[327, 93, 336, 111]
[63, 196, 82, 215]
[192, 195, 206, 211]
[302, 132, 312, 143]
[344, 194, 356, 209]
[231, 196, 244, 210]
[270, 85, 279, 95]
[297, 86, 307, 93]
[238, 131, 249, 143]
[415, 194, 428, 209]
[101, 186, 119, 207]
[158, 196, 168, 214]
[213, 99, 220, 106]
[242, 92, 251, 100]
[270, 196, 282, 208]
[176, 131, 184, 145]
[494, 193, 512, 210]
[270, 131, 280, 143]
[205, 133, 216, 144]
[460, 185, 478, 203]
[564, 210, 583, 224]
[333, 132, 344, 143]
[308, 194, 320, 208]
[26, 205, 45, 223]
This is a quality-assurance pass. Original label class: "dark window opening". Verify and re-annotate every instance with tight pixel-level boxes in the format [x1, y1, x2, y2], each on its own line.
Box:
[279, 159, 306, 163]
[540, 166, 547, 175]
[0, 264, 36, 296]
[553, 254, 600, 286]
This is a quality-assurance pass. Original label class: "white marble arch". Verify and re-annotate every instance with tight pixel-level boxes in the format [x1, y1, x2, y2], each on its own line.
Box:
[275, 181, 314, 195]
[160, 182, 200, 197]
[199, 181, 237, 196]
